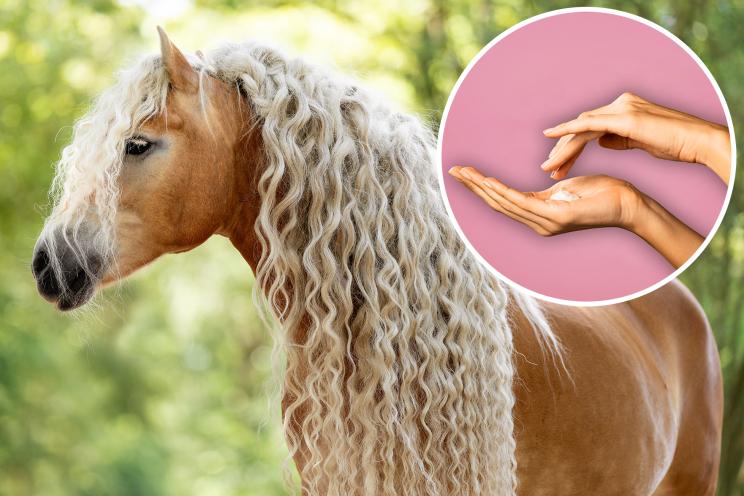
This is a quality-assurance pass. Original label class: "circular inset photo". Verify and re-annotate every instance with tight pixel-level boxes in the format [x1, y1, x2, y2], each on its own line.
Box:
[438, 7, 735, 305]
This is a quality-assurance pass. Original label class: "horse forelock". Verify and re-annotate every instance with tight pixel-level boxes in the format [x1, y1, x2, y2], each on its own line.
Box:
[40, 56, 168, 300]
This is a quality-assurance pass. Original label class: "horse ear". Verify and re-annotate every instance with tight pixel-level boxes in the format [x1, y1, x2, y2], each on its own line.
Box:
[157, 26, 198, 93]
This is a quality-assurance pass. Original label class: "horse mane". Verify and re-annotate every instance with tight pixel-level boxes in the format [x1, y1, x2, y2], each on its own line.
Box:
[49, 41, 562, 495]
[201, 42, 564, 495]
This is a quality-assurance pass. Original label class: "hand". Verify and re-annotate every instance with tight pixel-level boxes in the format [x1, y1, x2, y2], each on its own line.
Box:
[540, 92, 731, 184]
[449, 166, 640, 235]
[449, 165, 704, 268]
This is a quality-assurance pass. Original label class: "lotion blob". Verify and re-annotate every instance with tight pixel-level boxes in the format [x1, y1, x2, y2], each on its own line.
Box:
[550, 190, 580, 202]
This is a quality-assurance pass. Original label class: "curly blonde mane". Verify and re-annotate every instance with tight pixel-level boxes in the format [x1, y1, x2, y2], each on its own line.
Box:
[47, 40, 561, 495]
[203, 42, 561, 495]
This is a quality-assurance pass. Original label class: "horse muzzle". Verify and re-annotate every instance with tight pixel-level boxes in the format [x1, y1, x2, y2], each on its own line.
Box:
[32, 228, 106, 311]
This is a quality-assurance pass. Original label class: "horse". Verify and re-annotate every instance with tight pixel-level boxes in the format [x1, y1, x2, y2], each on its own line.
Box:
[31, 29, 722, 495]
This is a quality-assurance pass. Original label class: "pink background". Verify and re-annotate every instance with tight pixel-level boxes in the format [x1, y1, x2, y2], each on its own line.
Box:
[441, 11, 728, 302]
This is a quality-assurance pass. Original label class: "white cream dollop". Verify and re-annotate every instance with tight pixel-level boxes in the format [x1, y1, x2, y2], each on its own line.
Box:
[549, 190, 580, 202]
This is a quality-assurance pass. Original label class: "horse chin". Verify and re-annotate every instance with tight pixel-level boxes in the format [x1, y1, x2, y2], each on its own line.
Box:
[56, 286, 96, 311]
[51, 273, 99, 312]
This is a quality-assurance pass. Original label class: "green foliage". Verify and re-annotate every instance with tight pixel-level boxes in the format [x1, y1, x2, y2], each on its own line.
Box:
[0, 4, 288, 494]
[1, 0, 743, 494]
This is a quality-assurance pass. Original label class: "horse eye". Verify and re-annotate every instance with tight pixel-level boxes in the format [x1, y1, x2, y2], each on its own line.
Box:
[125, 137, 153, 156]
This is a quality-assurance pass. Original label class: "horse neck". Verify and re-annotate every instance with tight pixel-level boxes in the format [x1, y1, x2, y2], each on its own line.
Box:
[220, 110, 266, 274]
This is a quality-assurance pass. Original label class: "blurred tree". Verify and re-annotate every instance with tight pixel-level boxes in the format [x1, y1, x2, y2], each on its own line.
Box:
[0, 1, 286, 495]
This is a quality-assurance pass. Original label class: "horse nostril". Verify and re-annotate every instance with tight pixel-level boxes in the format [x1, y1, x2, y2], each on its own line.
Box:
[33, 246, 63, 299]
[67, 267, 90, 293]
[37, 265, 61, 298]
[32, 247, 50, 277]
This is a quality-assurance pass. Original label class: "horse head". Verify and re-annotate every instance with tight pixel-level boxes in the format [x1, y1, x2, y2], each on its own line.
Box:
[32, 29, 255, 310]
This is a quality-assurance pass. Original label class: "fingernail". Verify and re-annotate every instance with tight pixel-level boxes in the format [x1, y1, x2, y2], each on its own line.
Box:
[550, 170, 558, 179]
[540, 160, 552, 171]
[543, 127, 555, 134]
[448, 166, 460, 175]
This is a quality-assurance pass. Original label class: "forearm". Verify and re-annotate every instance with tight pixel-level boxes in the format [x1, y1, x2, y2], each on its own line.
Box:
[626, 193, 704, 269]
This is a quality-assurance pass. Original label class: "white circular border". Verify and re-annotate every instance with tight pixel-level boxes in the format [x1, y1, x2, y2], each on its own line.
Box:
[436, 6, 737, 307]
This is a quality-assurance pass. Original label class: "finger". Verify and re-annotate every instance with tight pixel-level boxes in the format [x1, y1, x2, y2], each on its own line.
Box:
[548, 134, 573, 158]
[543, 101, 616, 138]
[458, 166, 489, 182]
[478, 180, 551, 226]
[457, 168, 555, 232]
[543, 113, 627, 138]
[458, 177, 550, 235]
[459, 167, 561, 230]
[459, 176, 517, 217]
[482, 188, 557, 233]
[450, 166, 481, 185]
[550, 153, 581, 181]
[481, 176, 559, 222]
[540, 131, 600, 172]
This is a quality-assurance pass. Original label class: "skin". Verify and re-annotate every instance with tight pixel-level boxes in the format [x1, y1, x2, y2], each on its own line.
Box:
[540, 92, 731, 184]
[448, 92, 731, 269]
[31, 31, 723, 494]
[448, 166, 704, 269]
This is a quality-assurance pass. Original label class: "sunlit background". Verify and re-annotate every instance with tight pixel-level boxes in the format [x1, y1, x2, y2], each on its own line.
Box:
[1, 0, 743, 494]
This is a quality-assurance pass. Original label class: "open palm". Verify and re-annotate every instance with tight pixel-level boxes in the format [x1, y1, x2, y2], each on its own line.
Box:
[449, 166, 639, 236]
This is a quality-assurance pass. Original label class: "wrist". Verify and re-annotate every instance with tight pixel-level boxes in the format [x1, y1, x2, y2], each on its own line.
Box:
[621, 189, 704, 268]
[618, 184, 648, 232]
[699, 123, 731, 184]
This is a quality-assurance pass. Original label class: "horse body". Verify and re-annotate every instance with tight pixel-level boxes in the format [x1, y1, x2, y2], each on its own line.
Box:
[512, 281, 721, 495]
[31, 30, 722, 495]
